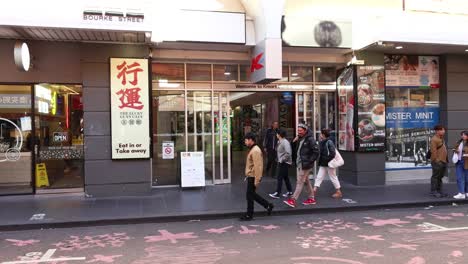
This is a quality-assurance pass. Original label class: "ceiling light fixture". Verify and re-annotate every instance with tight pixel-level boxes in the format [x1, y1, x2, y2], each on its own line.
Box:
[291, 73, 298, 77]
[395, 46, 403, 50]
[224, 72, 231, 76]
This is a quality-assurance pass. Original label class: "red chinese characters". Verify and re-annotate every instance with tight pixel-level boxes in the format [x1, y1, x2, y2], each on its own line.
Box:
[115, 61, 145, 110]
[116, 88, 144, 110]
[116, 61, 143, 86]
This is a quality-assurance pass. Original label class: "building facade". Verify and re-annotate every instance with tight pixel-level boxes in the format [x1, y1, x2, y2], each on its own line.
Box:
[1, 0, 468, 196]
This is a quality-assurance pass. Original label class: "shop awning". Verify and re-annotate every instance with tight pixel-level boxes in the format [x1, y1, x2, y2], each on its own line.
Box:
[0, 26, 150, 44]
[353, 12, 468, 54]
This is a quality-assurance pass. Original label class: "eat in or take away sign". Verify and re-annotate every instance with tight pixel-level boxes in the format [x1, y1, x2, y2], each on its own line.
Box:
[110, 58, 150, 159]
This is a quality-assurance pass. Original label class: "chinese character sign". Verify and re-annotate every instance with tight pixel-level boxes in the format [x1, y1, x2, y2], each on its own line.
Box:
[110, 58, 150, 159]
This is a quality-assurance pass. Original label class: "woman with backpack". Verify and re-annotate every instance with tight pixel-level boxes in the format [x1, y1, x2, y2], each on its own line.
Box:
[314, 128, 343, 199]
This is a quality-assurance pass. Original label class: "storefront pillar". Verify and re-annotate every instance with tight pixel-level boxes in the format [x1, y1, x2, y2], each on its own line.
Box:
[339, 152, 386, 186]
[442, 55, 468, 182]
[81, 44, 152, 197]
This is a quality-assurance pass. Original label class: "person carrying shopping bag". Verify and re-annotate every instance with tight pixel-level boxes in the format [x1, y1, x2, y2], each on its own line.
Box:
[452, 131, 468, 199]
[314, 128, 343, 199]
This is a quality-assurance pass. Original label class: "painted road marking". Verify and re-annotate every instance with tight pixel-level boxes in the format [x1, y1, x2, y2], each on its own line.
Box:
[342, 198, 357, 204]
[420, 222, 468, 233]
[1, 249, 85, 264]
[29, 214, 45, 221]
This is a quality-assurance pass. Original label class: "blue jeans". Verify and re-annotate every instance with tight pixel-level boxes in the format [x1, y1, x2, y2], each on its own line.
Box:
[455, 159, 468, 194]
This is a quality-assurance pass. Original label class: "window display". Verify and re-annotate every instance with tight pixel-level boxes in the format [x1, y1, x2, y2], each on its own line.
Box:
[356, 66, 385, 152]
[384, 55, 440, 169]
[337, 67, 355, 151]
[0, 85, 33, 195]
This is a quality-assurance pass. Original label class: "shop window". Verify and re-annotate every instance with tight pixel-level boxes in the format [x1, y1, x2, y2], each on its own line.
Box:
[290, 66, 313, 82]
[187, 64, 211, 81]
[384, 55, 440, 170]
[213, 64, 238, 82]
[152, 63, 184, 82]
[0, 85, 33, 195]
[187, 91, 214, 183]
[281, 66, 289, 82]
[239, 65, 251, 81]
[315, 66, 336, 83]
[34, 84, 84, 190]
[152, 90, 185, 186]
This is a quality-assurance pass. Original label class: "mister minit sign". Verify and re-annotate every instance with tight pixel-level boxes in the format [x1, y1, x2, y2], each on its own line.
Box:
[110, 58, 150, 159]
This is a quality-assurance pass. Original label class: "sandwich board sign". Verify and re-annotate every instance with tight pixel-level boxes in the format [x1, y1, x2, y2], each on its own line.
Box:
[180, 152, 205, 187]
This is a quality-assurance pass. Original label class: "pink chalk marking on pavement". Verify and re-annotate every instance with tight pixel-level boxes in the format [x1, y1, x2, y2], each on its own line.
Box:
[133, 240, 240, 264]
[205, 226, 234, 234]
[450, 213, 465, 217]
[54, 233, 131, 251]
[86, 254, 122, 263]
[450, 250, 463, 258]
[390, 242, 419, 251]
[429, 213, 453, 220]
[261, 225, 280, 230]
[5, 239, 40, 247]
[405, 214, 425, 220]
[363, 217, 410, 227]
[238, 225, 259, 234]
[406, 256, 426, 264]
[357, 235, 385, 241]
[358, 251, 384, 258]
[291, 256, 365, 264]
[144, 230, 198, 244]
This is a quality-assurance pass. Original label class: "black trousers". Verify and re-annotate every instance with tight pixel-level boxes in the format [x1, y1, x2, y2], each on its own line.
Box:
[431, 161, 447, 192]
[276, 162, 292, 194]
[246, 177, 270, 216]
[266, 150, 277, 176]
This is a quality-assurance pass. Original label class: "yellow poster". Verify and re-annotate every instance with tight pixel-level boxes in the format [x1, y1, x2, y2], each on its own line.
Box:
[35, 163, 49, 187]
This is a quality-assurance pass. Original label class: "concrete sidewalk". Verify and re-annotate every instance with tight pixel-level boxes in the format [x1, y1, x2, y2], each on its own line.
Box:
[1, 179, 466, 231]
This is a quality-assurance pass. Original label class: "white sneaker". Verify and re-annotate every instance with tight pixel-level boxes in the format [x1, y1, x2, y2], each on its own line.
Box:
[453, 193, 466, 199]
[282, 192, 293, 197]
[269, 192, 280, 199]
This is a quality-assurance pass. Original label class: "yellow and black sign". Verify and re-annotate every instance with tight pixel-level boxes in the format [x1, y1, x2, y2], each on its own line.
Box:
[35, 163, 49, 188]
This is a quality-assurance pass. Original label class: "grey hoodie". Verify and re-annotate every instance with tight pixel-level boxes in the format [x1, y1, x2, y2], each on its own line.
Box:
[277, 138, 292, 165]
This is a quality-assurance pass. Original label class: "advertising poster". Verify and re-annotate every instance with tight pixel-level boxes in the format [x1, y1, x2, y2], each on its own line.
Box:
[337, 67, 355, 151]
[384, 55, 440, 169]
[384, 55, 439, 88]
[281, 16, 352, 48]
[110, 58, 150, 159]
[356, 66, 385, 152]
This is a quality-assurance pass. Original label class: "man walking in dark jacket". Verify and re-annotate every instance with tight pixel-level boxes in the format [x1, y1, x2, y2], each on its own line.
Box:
[263, 121, 279, 178]
[284, 124, 319, 208]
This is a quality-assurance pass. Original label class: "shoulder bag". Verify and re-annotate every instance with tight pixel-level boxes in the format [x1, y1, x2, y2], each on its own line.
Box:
[327, 141, 344, 168]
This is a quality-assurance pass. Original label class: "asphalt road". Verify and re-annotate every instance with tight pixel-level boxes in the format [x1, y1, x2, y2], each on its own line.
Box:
[1, 205, 468, 264]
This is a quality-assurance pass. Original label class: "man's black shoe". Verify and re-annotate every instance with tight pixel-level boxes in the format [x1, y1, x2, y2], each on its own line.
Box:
[267, 204, 274, 216]
[439, 192, 448, 198]
[240, 214, 253, 221]
[432, 192, 443, 198]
